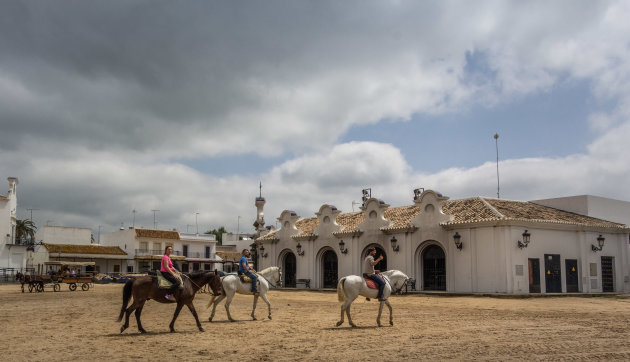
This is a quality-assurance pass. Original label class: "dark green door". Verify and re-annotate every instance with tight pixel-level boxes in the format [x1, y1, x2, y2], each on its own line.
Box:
[423, 245, 446, 291]
[284, 252, 296, 288]
[528, 258, 541, 293]
[545, 254, 561, 293]
[565, 259, 579, 292]
[601, 257, 614, 292]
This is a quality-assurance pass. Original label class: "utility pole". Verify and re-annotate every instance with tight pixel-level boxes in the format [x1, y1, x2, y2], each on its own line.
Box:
[151, 209, 160, 229]
[195, 212, 200, 234]
[237, 216, 241, 239]
[494, 133, 500, 198]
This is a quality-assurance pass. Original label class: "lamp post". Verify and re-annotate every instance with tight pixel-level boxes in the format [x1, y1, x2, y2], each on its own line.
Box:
[494, 133, 500, 199]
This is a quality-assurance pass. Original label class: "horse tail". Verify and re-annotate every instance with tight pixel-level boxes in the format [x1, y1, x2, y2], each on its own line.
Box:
[117, 279, 134, 322]
[337, 277, 346, 303]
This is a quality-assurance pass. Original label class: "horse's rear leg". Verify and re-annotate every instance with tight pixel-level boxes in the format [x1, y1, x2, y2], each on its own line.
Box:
[346, 300, 357, 328]
[261, 294, 272, 320]
[336, 303, 346, 327]
[209, 294, 225, 322]
[169, 303, 185, 333]
[121, 301, 139, 333]
[135, 303, 147, 333]
[185, 303, 204, 332]
[224, 294, 236, 322]
[251, 294, 259, 320]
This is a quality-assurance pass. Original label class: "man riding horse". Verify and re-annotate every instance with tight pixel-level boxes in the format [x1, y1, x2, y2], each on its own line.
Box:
[239, 249, 258, 294]
[364, 247, 386, 301]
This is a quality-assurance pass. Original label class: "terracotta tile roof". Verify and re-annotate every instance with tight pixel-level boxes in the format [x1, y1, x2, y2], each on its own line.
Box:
[258, 197, 626, 241]
[381, 206, 421, 231]
[442, 197, 627, 228]
[43, 243, 127, 255]
[135, 229, 180, 239]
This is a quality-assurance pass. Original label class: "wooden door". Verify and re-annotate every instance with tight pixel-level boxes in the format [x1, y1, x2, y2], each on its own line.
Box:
[528, 258, 541, 293]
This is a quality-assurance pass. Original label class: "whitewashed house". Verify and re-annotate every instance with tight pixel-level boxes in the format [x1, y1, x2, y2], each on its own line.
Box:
[29, 225, 127, 274]
[255, 189, 630, 294]
[99, 228, 220, 273]
[0, 177, 29, 271]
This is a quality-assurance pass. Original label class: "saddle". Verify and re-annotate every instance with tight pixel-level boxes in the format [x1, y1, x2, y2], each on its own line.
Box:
[362, 274, 379, 290]
[237, 271, 258, 286]
[155, 272, 184, 290]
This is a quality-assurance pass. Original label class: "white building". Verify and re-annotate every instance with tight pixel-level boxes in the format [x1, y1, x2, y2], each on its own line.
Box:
[100, 228, 220, 273]
[255, 189, 630, 294]
[0, 177, 27, 270]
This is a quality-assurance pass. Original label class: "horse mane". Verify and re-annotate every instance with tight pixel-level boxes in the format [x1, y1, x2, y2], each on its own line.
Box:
[259, 266, 278, 275]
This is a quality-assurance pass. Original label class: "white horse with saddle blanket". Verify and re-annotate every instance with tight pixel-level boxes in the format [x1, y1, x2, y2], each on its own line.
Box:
[336, 270, 409, 327]
[207, 266, 281, 322]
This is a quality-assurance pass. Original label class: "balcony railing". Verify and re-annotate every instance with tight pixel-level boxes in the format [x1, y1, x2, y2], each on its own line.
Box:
[135, 249, 182, 257]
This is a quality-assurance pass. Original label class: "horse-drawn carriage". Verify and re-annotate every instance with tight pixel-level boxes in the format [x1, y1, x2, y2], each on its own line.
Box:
[17, 261, 95, 293]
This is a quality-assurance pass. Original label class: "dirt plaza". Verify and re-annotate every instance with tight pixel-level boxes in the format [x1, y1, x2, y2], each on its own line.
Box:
[3, 283, 630, 361]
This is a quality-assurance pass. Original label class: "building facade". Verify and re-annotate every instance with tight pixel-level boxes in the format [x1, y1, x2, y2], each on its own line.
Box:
[0, 177, 27, 269]
[255, 190, 630, 293]
[100, 228, 220, 273]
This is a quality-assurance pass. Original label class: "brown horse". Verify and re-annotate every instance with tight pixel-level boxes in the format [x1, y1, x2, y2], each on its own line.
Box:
[118, 271, 222, 333]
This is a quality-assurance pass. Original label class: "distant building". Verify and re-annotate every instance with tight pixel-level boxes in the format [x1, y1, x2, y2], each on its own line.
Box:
[255, 189, 630, 294]
[100, 228, 220, 273]
[0, 177, 27, 270]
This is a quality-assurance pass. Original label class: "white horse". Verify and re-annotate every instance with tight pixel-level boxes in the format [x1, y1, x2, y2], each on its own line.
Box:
[207, 266, 281, 322]
[336, 270, 409, 327]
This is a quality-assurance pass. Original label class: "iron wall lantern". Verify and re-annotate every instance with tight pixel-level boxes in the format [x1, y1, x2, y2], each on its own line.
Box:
[453, 232, 462, 250]
[339, 240, 348, 254]
[592, 235, 605, 252]
[296, 242, 305, 256]
[517, 230, 531, 249]
[390, 236, 400, 252]
[259, 245, 268, 258]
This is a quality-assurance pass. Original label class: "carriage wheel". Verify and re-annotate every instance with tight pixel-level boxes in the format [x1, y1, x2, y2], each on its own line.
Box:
[36, 283, 44, 292]
[53, 283, 60, 292]
[28, 284, 34, 293]
[81, 283, 90, 291]
[69, 283, 77, 291]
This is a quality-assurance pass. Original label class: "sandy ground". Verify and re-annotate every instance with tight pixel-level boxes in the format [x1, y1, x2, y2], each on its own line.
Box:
[3, 283, 630, 361]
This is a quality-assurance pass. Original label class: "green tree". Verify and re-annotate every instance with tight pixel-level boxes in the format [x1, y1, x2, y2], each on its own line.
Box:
[204, 226, 226, 245]
[15, 219, 37, 243]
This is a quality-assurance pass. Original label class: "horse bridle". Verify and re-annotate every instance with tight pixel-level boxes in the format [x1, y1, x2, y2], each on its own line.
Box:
[258, 273, 278, 289]
[382, 274, 408, 295]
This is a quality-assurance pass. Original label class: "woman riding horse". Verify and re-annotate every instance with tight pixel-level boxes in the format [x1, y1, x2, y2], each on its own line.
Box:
[118, 270, 222, 333]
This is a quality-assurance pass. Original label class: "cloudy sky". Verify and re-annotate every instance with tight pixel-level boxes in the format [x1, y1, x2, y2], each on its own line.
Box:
[2, 1, 630, 237]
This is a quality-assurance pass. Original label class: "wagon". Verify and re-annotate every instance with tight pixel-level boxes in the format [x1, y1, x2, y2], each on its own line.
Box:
[43, 261, 95, 292]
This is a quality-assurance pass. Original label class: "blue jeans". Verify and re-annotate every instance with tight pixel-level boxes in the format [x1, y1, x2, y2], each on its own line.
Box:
[244, 271, 258, 292]
[369, 274, 385, 299]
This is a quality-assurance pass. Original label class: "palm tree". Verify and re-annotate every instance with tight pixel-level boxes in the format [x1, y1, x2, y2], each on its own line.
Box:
[15, 219, 37, 244]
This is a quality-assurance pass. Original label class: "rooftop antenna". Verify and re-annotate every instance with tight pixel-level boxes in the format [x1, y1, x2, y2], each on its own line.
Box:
[259, 181, 262, 198]
[362, 188, 371, 205]
[132, 209, 136, 228]
[494, 133, 500, 198]
[195, 212, 200, 234]
[26, 208, 39, 222]
[151, 209, 160, 229]
[351, 201, 359, 212]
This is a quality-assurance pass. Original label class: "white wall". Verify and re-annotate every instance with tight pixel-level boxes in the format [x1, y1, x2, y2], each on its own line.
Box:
[36, 225, 92, 245]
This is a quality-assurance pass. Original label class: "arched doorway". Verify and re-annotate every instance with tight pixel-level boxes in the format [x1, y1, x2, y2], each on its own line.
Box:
[322, 250, 338, 288]
[423, 245, 446, 290]
[283, 252, 296, 288]
[362, 244, 387, 273]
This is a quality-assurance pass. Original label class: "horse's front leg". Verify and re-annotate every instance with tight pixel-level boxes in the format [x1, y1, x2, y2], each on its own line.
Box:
[385, 299, 393, 326]
[260, 293, 272, 320]
[186, 303, 204, 332]
[169, 302, 184, 333]
[251, 294, 259, 320]
[209, 294, 225, 322]
[377, 301, 384, 327]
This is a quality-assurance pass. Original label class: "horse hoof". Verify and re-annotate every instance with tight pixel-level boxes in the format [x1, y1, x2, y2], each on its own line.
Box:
[229, 319, 236, 323]
[268, 315, 272, 320]
[170, 328, 176, 333]
[390, 321, 394, 326]
[120, 326, 126, 333]
[378, 324, 382, 327]
[199, 327, 205, 332]
[252, 317, 257, 321]
[335, 321, 343, 327]
[139, 329, 147, 334]
[350, 324, 357, 328]
[208, 318, 213, 322]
